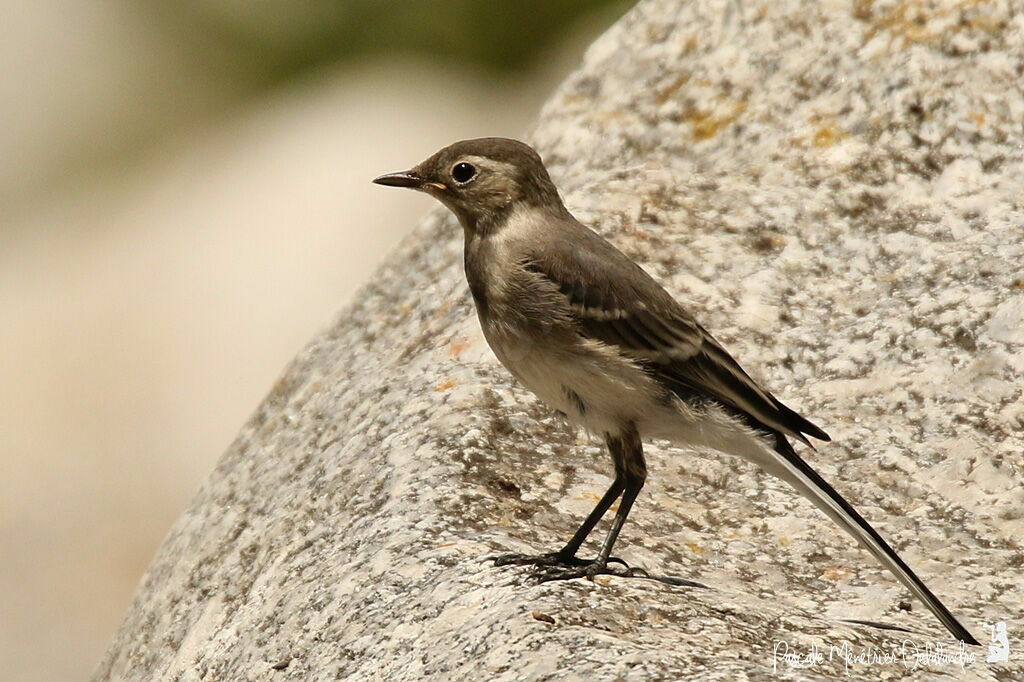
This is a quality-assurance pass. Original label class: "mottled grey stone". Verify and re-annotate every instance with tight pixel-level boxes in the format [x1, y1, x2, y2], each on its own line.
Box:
[95, 0, 1023, 680]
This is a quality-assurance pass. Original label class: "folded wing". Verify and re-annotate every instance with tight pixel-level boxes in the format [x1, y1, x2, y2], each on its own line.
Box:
[521, 235, 830, 445]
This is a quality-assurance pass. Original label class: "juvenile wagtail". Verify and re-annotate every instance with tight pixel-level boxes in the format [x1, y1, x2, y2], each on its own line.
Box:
[373, 137, 978, 644]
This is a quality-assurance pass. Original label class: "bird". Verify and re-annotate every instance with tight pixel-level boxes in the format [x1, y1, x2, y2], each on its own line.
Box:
[372, 137, 979, 645]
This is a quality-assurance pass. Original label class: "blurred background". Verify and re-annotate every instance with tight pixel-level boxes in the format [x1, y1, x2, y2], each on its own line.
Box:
[0, 1, 628, 679]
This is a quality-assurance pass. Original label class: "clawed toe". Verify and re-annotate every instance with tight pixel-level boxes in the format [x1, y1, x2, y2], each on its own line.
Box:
[491, 549, 695, 587]
[623, 565, 650, 578]
[531, 564, 592, 583]
[530, 559, 645, 583]
[492, 551, 632, 570]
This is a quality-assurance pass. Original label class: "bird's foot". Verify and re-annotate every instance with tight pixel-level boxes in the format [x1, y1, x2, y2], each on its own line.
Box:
[490, 550, 706, 588]
[492, 550, 630, 570]
[531, 559, 650, 583]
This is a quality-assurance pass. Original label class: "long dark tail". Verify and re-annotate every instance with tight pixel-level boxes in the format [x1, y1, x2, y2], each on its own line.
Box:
[767, 434, 978, 645]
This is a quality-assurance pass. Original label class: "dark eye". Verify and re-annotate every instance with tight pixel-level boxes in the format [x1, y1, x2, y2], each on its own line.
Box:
[451, 162, 477, 184]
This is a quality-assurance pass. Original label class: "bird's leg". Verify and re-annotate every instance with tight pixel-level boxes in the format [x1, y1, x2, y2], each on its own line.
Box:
[590, 474, 643, 569]
[532, 425, 649, 582]
[556, 475, 627, 561]
[493, 475, 625, 568]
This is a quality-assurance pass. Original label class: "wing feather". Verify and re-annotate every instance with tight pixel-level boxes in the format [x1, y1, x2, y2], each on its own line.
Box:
[521, 239, 829, 444]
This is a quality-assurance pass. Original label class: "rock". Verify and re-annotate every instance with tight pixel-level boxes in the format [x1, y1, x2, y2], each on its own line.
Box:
[95, 0, 1023, 679]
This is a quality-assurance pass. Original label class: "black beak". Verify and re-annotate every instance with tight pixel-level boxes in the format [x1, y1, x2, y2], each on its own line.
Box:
[372, 170, 424, 188]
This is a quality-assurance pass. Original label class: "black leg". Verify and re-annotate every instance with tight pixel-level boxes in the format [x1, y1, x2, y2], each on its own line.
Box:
[559, 475, 626, 558]
[492, 475, 625, 568]
[496, 425, 649, 581]
[593, 473, 643, 567]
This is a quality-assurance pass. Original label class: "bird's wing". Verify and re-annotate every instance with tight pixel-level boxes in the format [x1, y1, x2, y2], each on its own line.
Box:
[521, 233, 829, 444]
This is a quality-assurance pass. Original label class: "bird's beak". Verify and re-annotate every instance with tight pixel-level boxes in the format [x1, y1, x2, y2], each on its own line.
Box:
[372, 170, 423, 188]
[372, 170, 447, 192]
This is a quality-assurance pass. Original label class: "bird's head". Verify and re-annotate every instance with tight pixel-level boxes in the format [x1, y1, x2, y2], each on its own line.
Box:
[373, 137, 564, 234]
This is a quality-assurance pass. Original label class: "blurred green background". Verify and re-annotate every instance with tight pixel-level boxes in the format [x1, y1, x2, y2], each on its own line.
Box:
[0, 1, 627, 679]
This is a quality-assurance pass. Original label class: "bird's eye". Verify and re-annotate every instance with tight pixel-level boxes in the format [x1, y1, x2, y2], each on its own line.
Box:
[451, 162, 477, 184]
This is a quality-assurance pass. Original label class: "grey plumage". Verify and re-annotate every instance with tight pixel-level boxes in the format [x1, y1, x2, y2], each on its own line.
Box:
[373, 137, 978, 645]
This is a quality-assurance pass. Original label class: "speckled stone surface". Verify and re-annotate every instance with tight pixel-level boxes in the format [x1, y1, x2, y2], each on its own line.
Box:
[95, 1, 1023, 680]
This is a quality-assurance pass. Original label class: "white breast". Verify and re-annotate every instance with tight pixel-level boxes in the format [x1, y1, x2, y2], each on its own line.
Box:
[485, 325, 666, 437]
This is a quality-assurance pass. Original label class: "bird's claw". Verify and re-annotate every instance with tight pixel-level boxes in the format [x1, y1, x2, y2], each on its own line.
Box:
[490, 550, 701, 587]
[491, 551, 632, 570]
[530, 560, 650, 583]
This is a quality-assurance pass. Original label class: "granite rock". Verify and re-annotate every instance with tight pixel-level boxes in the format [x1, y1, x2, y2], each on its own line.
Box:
[96, 0, 1023, 679]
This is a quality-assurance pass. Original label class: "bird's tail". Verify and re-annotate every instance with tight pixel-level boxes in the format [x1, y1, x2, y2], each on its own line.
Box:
[765, 434, 979, 645]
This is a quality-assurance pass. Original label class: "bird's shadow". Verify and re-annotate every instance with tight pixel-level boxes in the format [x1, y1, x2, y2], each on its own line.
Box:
[484, 553, 934, 639]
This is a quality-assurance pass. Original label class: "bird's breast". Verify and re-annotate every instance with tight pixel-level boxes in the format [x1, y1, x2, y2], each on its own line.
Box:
[480, 320, 667, 436]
